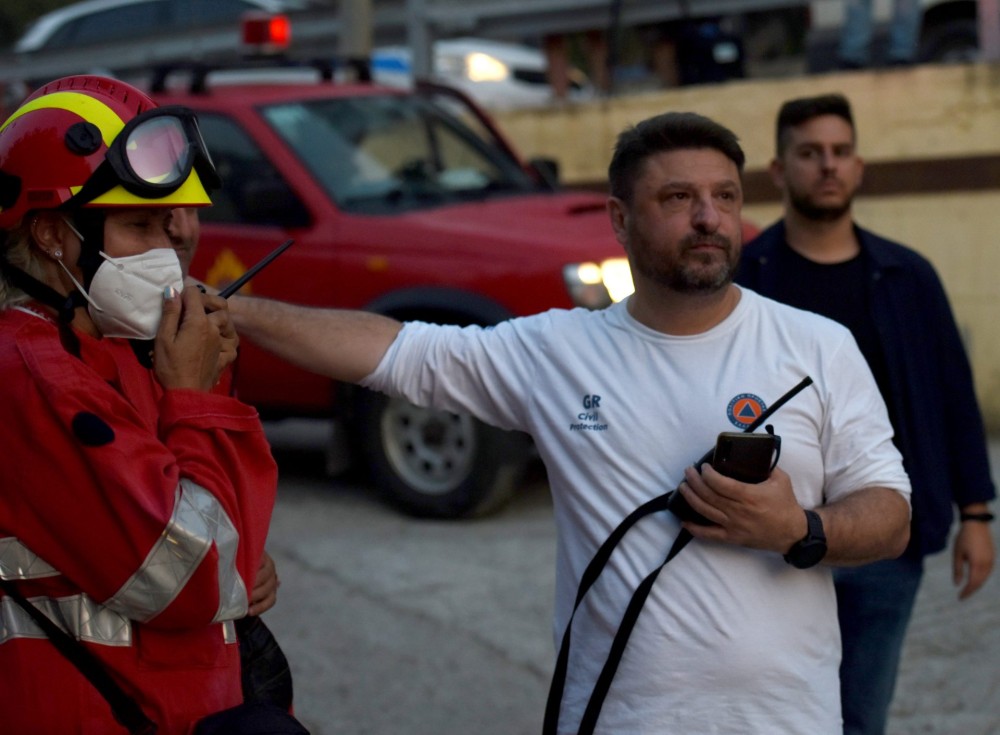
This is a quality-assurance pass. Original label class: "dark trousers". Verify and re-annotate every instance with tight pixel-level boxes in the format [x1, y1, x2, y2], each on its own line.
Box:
[834, 556, 924, 735]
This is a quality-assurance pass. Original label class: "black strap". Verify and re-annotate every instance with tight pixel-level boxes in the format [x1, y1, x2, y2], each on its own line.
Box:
[0, 259, 88, 356]
[542, 492, 675, 734]
[0, 258, 85, 324]
[576, 530, 691, 735]
[542, 376, 813, 734]
[0, 578, 158, 735]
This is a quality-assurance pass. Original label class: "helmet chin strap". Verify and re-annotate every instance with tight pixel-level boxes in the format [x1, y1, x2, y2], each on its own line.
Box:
[0, 257, 87, 324]
[0, 253, 88, 358]
[0, 208, 107, 330]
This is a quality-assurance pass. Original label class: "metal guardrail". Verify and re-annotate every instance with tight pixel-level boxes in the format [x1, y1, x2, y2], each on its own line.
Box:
[0, 0, 805, 88]
[415, 0, 801, 37]
[0, 9, 353, 87]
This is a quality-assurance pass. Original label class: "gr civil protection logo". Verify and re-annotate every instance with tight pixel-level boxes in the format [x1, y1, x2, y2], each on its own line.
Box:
[569, 393, 610, 432]
[727, 393, 766, 429]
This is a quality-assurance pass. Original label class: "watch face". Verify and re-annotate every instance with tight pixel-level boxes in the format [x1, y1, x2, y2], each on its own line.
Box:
[789, 540, 827, 569]
[785, 510, 827, 569]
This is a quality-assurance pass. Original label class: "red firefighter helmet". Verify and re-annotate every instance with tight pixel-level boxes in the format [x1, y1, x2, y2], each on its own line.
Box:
[0, 75, 218, 231]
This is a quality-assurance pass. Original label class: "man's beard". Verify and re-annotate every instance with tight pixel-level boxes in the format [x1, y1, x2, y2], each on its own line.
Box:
[788, 183, 853, 222]
[631, 231, 739, 293]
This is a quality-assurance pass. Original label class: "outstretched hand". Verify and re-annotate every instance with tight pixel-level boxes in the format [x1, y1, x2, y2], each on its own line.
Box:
[202, 291, 239, 377]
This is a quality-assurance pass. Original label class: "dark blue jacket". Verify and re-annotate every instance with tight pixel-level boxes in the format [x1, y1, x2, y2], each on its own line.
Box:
[738, 221, 995, 557]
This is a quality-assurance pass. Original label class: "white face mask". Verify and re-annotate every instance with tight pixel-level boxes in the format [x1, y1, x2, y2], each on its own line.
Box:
[86, 248, 184, 339]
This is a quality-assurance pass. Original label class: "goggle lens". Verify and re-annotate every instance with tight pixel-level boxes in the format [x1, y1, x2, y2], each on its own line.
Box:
[124, 116, 192, 187]
[66, 105, 219, 208]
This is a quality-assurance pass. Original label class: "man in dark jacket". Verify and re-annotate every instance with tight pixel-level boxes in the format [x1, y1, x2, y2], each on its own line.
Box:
[737, 93, 996, 735]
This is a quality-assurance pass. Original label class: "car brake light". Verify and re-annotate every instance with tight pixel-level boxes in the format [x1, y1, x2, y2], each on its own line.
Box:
[242, 13, 291, 53]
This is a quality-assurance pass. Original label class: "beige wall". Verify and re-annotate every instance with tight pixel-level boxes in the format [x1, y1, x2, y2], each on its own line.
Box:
[492, 64, 1000, 429]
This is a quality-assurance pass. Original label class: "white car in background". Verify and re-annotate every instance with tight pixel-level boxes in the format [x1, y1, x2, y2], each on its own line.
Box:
[372, 37, 593, 110]
[14, 0, 586, 111]
[14, 0, 292, 53]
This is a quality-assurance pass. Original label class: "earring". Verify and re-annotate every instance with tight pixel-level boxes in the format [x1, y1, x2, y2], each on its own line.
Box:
[52, 249, 63, 260]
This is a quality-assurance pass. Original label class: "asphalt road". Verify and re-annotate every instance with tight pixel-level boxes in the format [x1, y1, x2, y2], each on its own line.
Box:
[259, 420, 1000, 735]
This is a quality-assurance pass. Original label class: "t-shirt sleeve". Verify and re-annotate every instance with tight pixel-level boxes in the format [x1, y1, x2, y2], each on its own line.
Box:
[360, 317, 546, 432]
[819, 332, 912, 506]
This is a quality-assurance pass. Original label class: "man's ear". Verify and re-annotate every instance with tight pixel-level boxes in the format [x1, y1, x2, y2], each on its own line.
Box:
[768, 158, 785, 191]
[607, 196, 629, 247]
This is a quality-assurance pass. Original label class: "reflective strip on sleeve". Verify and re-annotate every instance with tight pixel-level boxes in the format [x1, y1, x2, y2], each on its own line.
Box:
[0, 595, 239, 648]
[106, 479, 248, 623]
[0, 593, 132, 647]
[207, 483, 248, 624]
[0, 537, 60, 580]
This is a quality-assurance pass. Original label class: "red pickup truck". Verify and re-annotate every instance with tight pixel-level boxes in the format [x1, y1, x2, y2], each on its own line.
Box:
[152, 68, 635, 518]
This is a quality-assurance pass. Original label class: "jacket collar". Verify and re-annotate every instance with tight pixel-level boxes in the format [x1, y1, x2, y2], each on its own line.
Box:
[755, 219, 906, 272]
[851, 224, 906, 271]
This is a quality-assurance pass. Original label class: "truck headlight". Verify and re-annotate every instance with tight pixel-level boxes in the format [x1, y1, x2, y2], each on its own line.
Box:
[563, 258, 634, 309]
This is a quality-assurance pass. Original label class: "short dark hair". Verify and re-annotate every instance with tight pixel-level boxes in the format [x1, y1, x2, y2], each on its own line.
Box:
[775, 93, 855, 156]
[608, 111, 745, 203]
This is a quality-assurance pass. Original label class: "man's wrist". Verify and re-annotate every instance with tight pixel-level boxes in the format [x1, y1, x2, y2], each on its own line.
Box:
[959, 503, 993, 523]
[960, 511, 995, 523]
[783, 509, 828, 569]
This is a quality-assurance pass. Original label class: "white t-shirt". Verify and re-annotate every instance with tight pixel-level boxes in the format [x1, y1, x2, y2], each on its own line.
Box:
[362, 287, 911, 734]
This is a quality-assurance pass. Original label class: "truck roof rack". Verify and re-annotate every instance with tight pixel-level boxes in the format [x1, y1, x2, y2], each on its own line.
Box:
[149, 56, 373, 94]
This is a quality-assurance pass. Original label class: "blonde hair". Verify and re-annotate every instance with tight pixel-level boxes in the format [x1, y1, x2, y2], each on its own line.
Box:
[0, 222, 48, 309]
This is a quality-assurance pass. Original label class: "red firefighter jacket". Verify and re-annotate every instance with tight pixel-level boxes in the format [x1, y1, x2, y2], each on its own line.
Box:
[0, 306, 278, 734]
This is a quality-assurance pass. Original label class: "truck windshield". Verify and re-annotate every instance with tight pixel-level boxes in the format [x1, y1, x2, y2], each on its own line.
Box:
[260, 92, 542, 214]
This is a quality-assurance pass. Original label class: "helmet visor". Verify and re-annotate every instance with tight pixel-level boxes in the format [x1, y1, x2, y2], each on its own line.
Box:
[70, 105, 219, 207]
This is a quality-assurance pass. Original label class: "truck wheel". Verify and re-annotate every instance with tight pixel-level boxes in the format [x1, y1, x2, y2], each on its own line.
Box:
[920, 18, 979, 63]
[355, 390, 529, 518]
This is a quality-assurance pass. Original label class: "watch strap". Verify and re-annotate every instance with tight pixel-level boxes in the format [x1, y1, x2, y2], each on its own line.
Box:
[783, 509, 827, 569]
[960, 511, 994, 522]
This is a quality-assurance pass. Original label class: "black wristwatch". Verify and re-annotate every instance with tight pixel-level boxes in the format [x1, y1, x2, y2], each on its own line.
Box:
[784, 509, 827, 569]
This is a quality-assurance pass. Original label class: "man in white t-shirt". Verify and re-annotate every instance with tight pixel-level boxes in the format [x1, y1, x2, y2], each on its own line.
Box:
[229, 111, 911, 733]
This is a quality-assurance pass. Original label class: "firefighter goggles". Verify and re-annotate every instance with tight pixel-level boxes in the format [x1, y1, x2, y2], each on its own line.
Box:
[71, 105, 220, 206]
